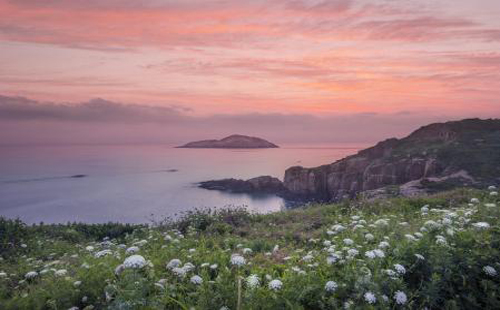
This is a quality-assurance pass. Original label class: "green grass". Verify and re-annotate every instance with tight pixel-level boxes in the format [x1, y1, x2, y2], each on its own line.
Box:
[1, 188, 499, 309]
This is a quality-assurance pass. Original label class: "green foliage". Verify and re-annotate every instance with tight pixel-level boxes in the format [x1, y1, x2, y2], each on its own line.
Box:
[0, 188, 499, 309]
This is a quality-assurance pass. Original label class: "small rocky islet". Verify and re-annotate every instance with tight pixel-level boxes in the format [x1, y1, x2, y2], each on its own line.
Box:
[177, 134, 279, 149]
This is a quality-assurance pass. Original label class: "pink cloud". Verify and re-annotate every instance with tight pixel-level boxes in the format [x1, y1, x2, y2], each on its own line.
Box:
[0, 0, 499, 119]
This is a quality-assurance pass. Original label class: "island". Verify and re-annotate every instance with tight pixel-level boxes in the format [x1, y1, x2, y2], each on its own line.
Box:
[177, 134, 279, 149]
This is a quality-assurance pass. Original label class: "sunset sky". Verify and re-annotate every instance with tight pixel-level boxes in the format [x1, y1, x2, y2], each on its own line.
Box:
[1, 0, 499, 145]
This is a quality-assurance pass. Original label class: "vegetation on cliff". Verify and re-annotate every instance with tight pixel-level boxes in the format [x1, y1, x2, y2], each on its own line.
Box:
[1, 187, 499, 309]
[284, 118, 500, 200]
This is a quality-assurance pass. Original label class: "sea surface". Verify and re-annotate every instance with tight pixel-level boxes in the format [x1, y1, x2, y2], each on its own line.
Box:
[0, 145, 363, 224]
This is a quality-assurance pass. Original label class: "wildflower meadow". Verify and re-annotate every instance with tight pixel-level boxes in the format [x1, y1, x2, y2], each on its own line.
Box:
[1, 187, 499, 309]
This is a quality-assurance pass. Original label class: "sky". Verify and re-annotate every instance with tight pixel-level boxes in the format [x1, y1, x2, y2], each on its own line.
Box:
[0, 0, 499, 145]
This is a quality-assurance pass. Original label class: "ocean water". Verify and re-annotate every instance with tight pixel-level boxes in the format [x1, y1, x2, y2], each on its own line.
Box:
[0, 145, 362, 224]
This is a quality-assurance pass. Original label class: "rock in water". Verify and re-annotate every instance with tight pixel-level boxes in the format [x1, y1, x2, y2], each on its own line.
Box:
[199, 176, 289, 196]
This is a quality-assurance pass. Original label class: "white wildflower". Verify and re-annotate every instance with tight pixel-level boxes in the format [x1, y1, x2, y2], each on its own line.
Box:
[25, 271, 38, 279]
[365, 233, 375, 241]
[405, 234, 417, 241]
[394, 264, 406, 275]
[385, 269, 397, 277]
[344, 301, 354, 309]
[374, 219, 389, 227]
[302, 254, 314, 262]
[364, 292, 377, 304]
[55, 269, 68, 277]
[442, 218, 452, 226]
[374, 249, 385, 258]
[436, 236, 447, 246]
[230, 254, 246, 266]
[172, 267, 187, 278]
[94, 250, 112, 258]
[246, 274, 260, 289]
[167, 259, 182, 270]
[268, 279, 283, 291]
[325, 281, 338, 292]
[378, 241, 390, 249]
[125, 246, 140, 255]
[394, 290, 407, 305]
[415, 254, 425, 260]
[343, 239, 354, 246]
[190, 275, 203, 285]
[483, 266, 497, 277]
[332, 224, 346, 233]
[472, 222, 490, 230]
[183, 262, 195, 272]
[365, 250, 376, 259]
[123, 255, 147, 269]
[347, 249, 359, 258]
[424, 220, 441, 230]
[327, 254, 341, 264]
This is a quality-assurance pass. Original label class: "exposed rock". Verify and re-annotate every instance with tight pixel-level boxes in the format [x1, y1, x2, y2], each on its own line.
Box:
[284, 119, 500, 201]
[178, 135, 279, 149]
[199, 176, 289, 196]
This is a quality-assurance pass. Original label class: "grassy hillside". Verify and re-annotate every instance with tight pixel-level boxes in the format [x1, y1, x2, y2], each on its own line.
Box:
[1, 187, 499, 309]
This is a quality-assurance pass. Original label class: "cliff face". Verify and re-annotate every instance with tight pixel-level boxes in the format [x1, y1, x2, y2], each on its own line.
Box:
[284, 119, 500, 201]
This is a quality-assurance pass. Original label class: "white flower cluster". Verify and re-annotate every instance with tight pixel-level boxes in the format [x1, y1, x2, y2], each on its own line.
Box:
[123, 255, 147, 269]
[394, 290, 407, 305]
[365, 249, 385, 259]
[246, 274, 260, 289]
[190, 275, 203, 285]
[268, 279, 283, 291]
[166, 259, 182, 270]
[324, 281, 338, 292]
[364, 292, 376, 304]
[483, 266, 497, 277]
[231, 254, 246, 266]
[394, 264, 406, 275]
[472, 222, 490, 230]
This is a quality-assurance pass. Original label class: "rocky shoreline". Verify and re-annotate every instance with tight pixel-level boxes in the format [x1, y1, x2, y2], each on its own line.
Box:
[198, 119, 500, 202]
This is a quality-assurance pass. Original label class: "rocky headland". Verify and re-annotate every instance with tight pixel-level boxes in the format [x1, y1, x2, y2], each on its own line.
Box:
[198, 118, 500, 202]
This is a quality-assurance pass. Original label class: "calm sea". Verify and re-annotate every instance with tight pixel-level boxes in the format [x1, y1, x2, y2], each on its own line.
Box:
[0, 145, 362, 224]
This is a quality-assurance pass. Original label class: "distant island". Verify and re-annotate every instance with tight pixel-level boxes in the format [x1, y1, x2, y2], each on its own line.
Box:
[177, 134, 279, 149]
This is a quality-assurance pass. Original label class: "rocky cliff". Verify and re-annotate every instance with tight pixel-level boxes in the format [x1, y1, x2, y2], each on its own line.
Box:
[284, 118, 500, 200]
